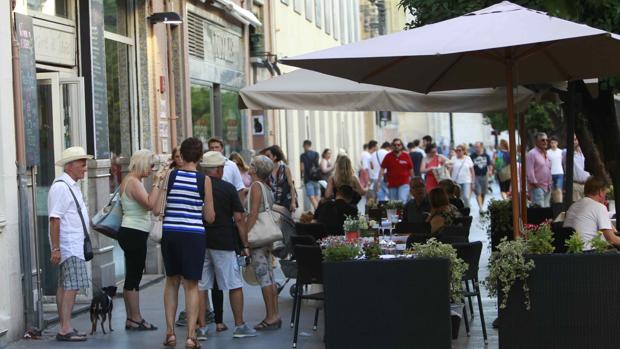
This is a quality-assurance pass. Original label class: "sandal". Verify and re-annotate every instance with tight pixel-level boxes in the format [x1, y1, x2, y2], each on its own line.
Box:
[216, 323, 228, 332]
[163, 333, 176, 347]
[254, 319, 282, 331]
[185, 336, 201, 349]
[73, 328, 87, 337]
[126, 318, 158, 331]
[56, 331, 87, 342]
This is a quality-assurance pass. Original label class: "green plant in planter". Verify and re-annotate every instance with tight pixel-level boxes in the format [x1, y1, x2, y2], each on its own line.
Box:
[321, 236, 361, 262]
[524, 222, 555, 254]
[342, 215, 360, 232]
[409, 238, 468, 303]
[484, 237, 535, 309]
[565, 232, 584, 254]
[362, 242, 381, 260]
[590, 231, 612, 253]
[384, 200, 404, 210]
[488, 199, 513, 241]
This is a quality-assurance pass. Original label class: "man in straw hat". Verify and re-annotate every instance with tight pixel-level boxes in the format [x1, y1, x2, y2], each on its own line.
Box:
[195, 151, 256, 340]
[48, 146, 93, 342]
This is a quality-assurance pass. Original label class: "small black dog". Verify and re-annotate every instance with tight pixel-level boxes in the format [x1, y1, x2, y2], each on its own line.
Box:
[89, 286, 117, 335]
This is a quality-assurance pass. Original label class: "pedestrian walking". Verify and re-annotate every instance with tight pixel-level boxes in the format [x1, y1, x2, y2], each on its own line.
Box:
[359, 143, 372, 189]
[471, 142, 494, 213]
[547, 136, 564, 203]
[245, 155, 282, 330]
[563, 135, 591, 201]
[118, 149, 163, 331]
[324, 154, 366, 204]
[526, 133, 552, 208]
[421, 143, 449, 193]
[494, 139, 511, 200]
[366, 140, 379, 201]
[371, 142, 391, 201]
[48, 146, 93, 342]
[300, 140, 321, 210]
[379, 138, 413, 203]
[157, 137, 215, 349]
[229, 152, 252, 188]
[263, 145, 297, 213]
[409, 139, 424, 177]
[197, 151, 256, 340]
[450, 144, 475, 208]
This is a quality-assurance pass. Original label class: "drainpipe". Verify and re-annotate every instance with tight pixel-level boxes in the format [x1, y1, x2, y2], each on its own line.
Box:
[166, 0, 178, 148]
[10, 1, 37, 329]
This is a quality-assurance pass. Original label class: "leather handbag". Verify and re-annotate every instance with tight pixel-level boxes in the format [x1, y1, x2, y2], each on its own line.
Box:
[247, 182, 283, 248]
[91, 186, 123, 240]
[57, 180, 94, 262]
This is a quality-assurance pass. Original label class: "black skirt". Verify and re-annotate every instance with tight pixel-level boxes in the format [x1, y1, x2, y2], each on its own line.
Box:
[161, 232, 206, 280]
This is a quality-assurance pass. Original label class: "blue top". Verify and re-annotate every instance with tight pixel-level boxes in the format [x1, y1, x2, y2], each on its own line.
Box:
[163, 170, 206, 235]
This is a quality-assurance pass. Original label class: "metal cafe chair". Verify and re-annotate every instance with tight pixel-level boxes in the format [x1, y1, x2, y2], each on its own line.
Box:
[452, 241, 487, 344]
[291, 245, 325, 348]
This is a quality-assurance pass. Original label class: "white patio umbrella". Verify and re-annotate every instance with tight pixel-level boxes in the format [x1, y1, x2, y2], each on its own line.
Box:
[240, 69, 534, 112]
[281, 1, 620, 236]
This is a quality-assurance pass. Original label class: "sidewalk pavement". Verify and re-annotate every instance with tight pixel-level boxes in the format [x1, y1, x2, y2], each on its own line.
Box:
[6, 184, 502, 349]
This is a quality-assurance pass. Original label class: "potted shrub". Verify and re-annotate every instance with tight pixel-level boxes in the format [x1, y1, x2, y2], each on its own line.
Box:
[321, 236, 361, 262]
[343, 215, 361, 242]
[384, 200, 404, 222]
[488, 199, 513, 250]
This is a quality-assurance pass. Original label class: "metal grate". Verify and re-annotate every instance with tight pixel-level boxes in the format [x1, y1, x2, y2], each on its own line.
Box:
[187, 11, 204, 59]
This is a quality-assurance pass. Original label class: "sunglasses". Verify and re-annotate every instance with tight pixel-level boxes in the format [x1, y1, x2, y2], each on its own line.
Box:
[393, 143, 402, 147]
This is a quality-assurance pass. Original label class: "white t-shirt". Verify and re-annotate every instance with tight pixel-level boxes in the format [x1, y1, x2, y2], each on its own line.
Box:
[48, 173, 90, 263]
[563, 197, 612, 250]
[451, 156, 474, 184]
[223, 159, 246, 191]
[547, 148, 564, 175]
[360, 151, 371, 170]
[369, 149, 388, 180]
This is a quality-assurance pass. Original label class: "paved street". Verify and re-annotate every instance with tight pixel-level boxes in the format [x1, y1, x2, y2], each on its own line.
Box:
[6, 187, 501, 349]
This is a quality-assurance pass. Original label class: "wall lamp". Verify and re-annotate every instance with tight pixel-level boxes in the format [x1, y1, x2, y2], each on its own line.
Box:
[148, 12, 183, 25]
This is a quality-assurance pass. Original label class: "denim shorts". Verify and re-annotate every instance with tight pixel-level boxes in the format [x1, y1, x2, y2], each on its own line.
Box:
[552, 174, 564, 190]
[304, 181, 321, 197]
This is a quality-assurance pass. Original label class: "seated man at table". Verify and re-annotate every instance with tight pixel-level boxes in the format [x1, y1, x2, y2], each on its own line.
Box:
[402, 177, 431, 223]
[314, 185, 358, 236]
[563, 176, 620, 250]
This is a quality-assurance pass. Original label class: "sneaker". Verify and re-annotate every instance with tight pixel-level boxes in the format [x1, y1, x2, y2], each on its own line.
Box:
[196, 327, 208, 341]
[175, 311, 187, 327]
[233, 323, 257, 338]
[206, 311, 216, 324]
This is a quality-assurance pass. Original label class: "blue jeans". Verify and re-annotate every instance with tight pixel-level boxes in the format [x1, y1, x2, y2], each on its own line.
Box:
[552, 174, 564, 191]
[377, 180, 388, 201]
[388, 184, 410, 203]
[304, 181, 320, 197]
[531, 187, 551, 208]
[458, 183, 471, 208]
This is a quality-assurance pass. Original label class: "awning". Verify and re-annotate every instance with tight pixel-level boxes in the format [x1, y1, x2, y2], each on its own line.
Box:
[240, 69, 535, 112]
[210, 0, 262, 27]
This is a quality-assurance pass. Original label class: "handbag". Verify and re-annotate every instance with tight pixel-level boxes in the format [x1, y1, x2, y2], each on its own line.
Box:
[498, 165, 512, 182]
[247, 182, 284, 248]
[433, 165, 452, 181]
[149, 169, 172, 243]
[91, 186, 123, 239]
[57, 180, 94, 262]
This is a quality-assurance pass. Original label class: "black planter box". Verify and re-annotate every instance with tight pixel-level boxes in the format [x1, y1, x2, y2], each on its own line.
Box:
[323, 258, 452, 349]
[499, 253, 620, 349]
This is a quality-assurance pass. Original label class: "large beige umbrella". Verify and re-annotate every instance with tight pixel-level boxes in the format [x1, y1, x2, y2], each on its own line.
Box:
[282, 1, 620, 236]
[240, 69, 534, 112]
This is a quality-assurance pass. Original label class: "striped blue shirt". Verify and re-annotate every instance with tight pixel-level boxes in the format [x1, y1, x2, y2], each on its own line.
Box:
[163, 170, 205, 235]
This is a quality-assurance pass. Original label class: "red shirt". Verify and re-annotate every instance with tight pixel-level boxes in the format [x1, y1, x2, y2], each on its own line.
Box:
[381, 151, 413, 188]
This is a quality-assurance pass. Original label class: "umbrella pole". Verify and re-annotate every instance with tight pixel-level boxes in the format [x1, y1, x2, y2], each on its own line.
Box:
[519, 112, 528, 224]
[505, 60, 521, 238]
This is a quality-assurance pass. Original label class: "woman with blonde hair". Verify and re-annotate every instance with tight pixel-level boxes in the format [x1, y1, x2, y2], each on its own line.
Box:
[229, 152, 252, 188]
[118, 149, 164, 331]
[324, 154, 366, 204]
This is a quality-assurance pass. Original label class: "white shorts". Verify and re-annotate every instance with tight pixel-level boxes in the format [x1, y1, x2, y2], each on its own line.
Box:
[198, 249, 244, 291]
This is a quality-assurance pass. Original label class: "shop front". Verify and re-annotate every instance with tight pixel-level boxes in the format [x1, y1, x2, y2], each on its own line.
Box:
[187, 2, 247, 154]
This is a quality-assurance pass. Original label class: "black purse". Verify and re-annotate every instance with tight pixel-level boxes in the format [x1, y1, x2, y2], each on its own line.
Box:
[57, 180, 94, 262]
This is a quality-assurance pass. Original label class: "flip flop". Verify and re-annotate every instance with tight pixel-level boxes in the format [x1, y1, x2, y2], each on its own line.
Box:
[73, 328, 87, 337]
[56, 331, 87, 342]
[254, 319, 282, 331]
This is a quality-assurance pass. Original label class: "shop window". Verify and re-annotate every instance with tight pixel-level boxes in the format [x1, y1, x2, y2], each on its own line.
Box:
[221, 90, 242, 153]
[315, 0, 322, 28]
[191, 84, 213, 148]
[305, 0, 312, 21]
[27, 0, 71, 19]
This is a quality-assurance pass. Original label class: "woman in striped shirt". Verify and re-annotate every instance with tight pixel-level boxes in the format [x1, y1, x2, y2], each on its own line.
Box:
[155, 137, 215, 349]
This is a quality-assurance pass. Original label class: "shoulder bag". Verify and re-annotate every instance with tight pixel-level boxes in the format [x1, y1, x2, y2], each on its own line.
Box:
[247, 182, 283, 248]
[57, 180, 94, 262]
[149, 169, 172, 243]
[91, 185, 123, 239]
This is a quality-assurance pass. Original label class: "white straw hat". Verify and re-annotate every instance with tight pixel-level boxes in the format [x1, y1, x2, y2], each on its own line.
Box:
[201, 151, 226, 168]
[55, 146, 93, 166]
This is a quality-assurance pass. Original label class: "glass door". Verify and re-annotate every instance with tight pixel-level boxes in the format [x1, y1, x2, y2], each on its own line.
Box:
[34, 72, 86, 297]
